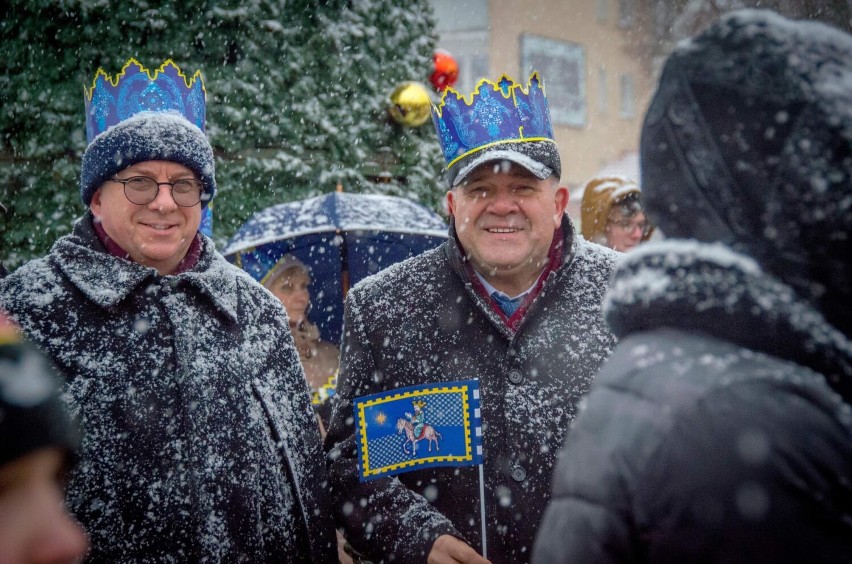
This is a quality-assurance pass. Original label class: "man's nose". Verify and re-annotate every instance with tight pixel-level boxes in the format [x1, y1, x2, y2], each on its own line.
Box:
[149, 183, 178, 210]
[487, 190, 520, 214]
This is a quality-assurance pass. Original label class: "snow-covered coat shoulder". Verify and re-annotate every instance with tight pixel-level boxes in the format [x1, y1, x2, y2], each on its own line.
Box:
[326, 215, 619, 564]
[533, 242, 852, 563]
[0, 214, 336, 562]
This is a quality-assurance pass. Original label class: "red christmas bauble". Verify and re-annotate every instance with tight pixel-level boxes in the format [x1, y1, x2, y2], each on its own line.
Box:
[430, 49, 459, 91]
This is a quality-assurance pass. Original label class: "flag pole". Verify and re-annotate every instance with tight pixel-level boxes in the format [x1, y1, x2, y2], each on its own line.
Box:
[479, 463, 487, 559]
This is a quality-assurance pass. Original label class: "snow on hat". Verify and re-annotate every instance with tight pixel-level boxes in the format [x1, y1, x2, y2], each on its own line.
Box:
[432, 72, 561, 188]
[80, 59, 216, 207]
[0, 311, 79, 469]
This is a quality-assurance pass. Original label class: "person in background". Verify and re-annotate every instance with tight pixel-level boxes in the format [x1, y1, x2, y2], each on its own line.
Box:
[534, 10, 852, 563]
[580, 176, 654, 252]
[0, 310, 88, 563]
[326, 72, 618, 563]
[0, 59, 335, 562]
[264, 254, 340, 428]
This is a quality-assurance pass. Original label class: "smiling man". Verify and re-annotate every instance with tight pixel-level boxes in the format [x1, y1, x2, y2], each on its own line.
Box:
[90, 160, 203, 275]
[326, 74, 619, 564]
[0, 60, 335, 561]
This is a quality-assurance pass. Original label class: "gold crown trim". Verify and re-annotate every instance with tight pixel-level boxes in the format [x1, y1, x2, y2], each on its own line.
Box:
[431, 71, 547, 119]
[84, 58, 206, 101]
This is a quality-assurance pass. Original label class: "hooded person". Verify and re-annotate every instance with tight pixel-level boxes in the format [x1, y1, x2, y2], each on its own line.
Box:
[0, 59, 336, 562]
[0, 310, 88, 563]
[534, 10, 852, 563]
[580, 176, 654, 252]
[326, 72, 618, 563]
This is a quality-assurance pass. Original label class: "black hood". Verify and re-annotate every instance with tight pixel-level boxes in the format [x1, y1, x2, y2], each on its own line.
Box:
[641, 9, 852, 335]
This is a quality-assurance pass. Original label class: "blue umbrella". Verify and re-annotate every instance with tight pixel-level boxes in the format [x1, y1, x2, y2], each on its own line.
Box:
[223, 191, 448, 344]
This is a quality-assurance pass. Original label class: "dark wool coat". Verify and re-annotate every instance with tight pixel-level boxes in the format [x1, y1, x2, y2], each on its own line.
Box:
[533, 243, 852, 563]
[326, 215, 619, 563]
[0, 214, 337, 563]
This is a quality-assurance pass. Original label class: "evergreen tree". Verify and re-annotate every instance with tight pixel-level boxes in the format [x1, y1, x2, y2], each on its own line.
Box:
[0, 0, 442, 268]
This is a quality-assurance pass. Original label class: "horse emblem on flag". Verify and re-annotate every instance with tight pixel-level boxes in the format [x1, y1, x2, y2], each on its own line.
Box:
[354, 380, 483, 481]
[398, 399, 442, 456]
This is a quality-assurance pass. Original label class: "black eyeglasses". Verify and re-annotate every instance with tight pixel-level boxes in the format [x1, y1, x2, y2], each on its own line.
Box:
[109, 176, 203, 207]
[610, 218, 652, 237]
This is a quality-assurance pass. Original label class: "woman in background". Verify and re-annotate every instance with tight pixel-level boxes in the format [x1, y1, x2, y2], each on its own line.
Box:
[264, 255, 339, 427]
[580, 176, 654, 252]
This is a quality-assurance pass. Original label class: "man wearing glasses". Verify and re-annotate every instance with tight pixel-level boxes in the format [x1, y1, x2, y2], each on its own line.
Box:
[91, 164, 206, 275]
[0, 60, 336, 562]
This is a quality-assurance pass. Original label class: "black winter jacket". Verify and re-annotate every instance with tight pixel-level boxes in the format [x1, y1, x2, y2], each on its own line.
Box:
[533, 242, 852, 563]
[0, 214, 337, 562]
[326, 216, 618, 563]
[535, 10, 852, 563]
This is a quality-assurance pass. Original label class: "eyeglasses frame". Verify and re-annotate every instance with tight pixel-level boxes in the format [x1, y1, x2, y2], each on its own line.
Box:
[108, 176, 203, 207]
[608, 217, 651, 237]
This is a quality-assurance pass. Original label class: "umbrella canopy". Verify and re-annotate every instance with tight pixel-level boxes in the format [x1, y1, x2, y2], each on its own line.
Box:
[224, 192, 448, 344]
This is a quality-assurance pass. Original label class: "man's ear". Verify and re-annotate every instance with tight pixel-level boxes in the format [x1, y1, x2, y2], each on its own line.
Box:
[446, 190, 456, 217]
[90, 189, 103, 219]
[554, 185, 569, 224]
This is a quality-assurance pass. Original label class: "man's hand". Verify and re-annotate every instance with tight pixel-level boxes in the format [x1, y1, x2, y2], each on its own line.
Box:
[427, 535, 491, 564]
[336, 530, 354, 564]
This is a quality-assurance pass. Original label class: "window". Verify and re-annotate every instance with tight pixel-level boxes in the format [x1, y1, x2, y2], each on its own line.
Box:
[598, 66, 608, 115]
[521, 34, 587, 128]
[430, 0, 488, 31]
[619, 0, 635, 28]
[430, 0, 489, 94]
[619, 73, 635, 118]
[596, 0, 608, 22]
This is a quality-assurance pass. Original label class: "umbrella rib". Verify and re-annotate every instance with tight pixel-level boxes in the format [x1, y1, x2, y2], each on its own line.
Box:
[224, 226, 447, 256]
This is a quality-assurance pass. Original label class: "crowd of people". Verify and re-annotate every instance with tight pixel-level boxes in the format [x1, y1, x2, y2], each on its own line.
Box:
[0, 9, 850, 564]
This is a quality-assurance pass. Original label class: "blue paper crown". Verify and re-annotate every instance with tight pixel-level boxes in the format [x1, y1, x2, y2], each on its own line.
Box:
[84, 58, 206, 143]
[431, 72, 555, 168]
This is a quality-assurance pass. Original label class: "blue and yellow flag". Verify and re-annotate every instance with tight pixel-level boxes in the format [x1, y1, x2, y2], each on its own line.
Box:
[354, 380, 483, 482]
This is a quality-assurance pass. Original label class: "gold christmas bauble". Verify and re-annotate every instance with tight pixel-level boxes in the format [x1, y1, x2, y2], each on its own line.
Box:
[388, 82, 432, 127]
